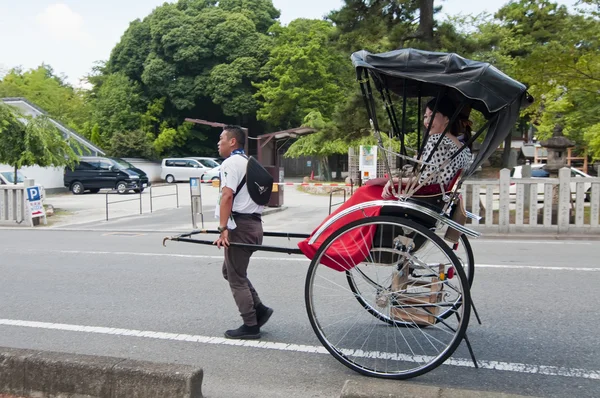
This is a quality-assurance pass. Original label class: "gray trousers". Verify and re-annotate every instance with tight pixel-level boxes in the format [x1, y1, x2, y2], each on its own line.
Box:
[222, 214, 264, 326]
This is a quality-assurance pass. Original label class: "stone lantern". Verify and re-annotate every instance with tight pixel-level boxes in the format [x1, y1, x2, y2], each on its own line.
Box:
[539, 123, 575, 224]
[539, 124, 574, 175]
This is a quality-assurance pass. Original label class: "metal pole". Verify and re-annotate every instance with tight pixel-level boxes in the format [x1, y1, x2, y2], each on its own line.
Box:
[176, 184, 179, 208]
[105, 191, 109, 221]
[199, 180, 204, 229]
[150, 185, 153, 213]
[190, 181, 195, 229]
[139, 190, 142, 215]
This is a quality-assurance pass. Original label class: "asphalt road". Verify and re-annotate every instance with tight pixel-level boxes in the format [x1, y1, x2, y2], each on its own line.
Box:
[0, 229, 599, 397]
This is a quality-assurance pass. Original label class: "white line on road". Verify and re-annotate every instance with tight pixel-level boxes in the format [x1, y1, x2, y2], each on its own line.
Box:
[475, 240, 593, 245]
[0, 318, 598, 380]
[6, 249, 600, 272]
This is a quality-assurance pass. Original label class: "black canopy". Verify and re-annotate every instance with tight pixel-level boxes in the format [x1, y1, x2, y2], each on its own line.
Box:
[351, 48, 534, 178]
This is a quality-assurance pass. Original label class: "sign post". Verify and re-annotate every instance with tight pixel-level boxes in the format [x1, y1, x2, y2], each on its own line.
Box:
[359, 145, 378, 183]
[26, 185, 47, 226]
[190, 177, 203, 229]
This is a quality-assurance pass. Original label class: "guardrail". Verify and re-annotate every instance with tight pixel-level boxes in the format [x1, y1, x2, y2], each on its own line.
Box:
[149, 183, 179, 213]
[105, 190, 142, 221]
[329, 188, 347, 215]
[104, 184, 181, 221]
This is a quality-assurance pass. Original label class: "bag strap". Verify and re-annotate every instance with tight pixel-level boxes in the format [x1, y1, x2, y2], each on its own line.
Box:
[232, 154, 248, 200]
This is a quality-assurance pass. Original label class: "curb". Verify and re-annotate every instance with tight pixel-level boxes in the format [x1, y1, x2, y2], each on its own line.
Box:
[0, 347, 203, 398]
[340, 379, 536, 398]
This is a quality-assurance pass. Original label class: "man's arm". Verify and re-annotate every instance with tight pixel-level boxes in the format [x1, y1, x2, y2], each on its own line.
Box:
[219, 186, 234, 228]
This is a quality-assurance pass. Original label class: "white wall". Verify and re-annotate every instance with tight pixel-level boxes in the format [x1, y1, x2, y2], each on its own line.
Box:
[0, 163, 65, 191]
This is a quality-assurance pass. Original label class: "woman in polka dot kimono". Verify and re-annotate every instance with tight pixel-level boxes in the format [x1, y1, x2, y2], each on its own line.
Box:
[369, 96, 473, 199]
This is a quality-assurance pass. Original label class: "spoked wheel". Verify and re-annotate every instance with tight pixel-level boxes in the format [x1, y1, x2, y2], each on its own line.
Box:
[452, 234, 474, 287]
[305, 216, 471, 379]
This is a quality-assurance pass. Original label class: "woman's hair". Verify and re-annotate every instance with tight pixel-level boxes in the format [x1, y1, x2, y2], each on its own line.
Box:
[426, 97, 472, 149]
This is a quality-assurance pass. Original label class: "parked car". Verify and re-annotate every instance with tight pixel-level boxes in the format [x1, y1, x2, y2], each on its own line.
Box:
[186, 157, 221, 168]
[510, 164, 593, 202]
[64, 156, 150, 195]
[0, 167, 46, 199]
[200, 167, 221, 183]
[183, 157, 222, 183]
[0, 168, 26, 185]
[161, 158, 216, 183]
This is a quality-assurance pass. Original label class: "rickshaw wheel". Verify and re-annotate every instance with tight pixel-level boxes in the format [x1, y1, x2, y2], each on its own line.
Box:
[305, 216, 471, 379]
[453, 234, 475, 288]
[346, 232, 474, 327]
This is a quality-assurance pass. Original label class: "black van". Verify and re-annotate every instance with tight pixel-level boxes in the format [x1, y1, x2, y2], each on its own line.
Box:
[64, 156, 150, 194]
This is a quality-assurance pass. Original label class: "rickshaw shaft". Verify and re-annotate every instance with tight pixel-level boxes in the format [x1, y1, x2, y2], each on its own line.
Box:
[172, 237, 304, 255]
[178, 230, 310, 239]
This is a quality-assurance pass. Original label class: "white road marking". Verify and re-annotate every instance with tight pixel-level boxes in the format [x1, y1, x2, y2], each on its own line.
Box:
[4, 249, 600, 272]
[475, 240, 593, 245]
[0, 318, 598, 380]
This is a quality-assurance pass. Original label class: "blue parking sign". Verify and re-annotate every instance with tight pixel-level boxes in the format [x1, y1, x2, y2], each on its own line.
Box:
[26, 186, 41, 201]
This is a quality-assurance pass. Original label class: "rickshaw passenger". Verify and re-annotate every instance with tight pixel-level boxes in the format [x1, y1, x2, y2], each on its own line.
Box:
[368, 96, 472, 197]
[298, 97, 473, 265]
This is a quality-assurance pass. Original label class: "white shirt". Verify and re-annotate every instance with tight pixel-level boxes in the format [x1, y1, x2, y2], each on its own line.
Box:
[215, 154, 264, 228]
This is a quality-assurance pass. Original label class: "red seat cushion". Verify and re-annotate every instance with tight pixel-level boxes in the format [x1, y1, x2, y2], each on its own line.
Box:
[298, 171, 463, 272]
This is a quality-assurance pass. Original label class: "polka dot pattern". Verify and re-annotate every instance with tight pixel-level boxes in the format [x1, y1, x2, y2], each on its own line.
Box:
[418, 135, 472, 187]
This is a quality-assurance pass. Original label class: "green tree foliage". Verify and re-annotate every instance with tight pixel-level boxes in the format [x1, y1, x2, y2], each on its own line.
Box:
[92, 73, 145, 137]
[0, 104, 78, 182]
[254, 19, 353, 129]
[110, 129, 155, 159]
[94, 0, 280, 156]
[328, 0, 421, 52]
[0, 65, 91, 132]
[474, 0, 600, 158]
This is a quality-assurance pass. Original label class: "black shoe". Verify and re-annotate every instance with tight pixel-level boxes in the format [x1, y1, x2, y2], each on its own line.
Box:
[256, 304, 274, 328]
[224, 324, 261, 340]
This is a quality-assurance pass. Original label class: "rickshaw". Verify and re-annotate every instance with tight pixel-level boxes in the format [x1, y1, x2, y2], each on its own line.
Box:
[164, 48, 533, 379]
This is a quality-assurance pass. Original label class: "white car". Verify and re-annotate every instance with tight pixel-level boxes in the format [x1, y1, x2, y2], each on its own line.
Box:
[200, 166, 221, 183]
[0, 168, 46, 199]
[510, 164, 593, 202]
[0, 168, 26, 185]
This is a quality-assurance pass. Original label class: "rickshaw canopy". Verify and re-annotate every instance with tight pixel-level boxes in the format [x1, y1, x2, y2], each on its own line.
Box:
[351, 48, 534, 178]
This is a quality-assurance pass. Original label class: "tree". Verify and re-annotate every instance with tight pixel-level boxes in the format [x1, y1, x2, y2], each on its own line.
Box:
[0, 65, 91, 132]
[109, 129, 155, 159]
[482, 0, 600, 159]
[91, 73, 145, 139]
[284, 111, 348, 180]
[97, 0, 281, 156]
[285, 111, 403, 180]
[0, 104, 78, 183]
[254, 19, 353, 130]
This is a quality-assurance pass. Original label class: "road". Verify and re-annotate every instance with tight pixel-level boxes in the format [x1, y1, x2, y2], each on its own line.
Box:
[0, 228, 599, 397]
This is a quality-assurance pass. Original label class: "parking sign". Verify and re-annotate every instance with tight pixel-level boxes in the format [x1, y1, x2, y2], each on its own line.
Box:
[26, 186, 44, 218]
[190, 177, 201, 196]
[26, 186, 41, 201]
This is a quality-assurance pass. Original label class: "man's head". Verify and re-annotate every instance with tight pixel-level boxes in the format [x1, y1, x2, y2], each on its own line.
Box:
[218, 125, 246, 157]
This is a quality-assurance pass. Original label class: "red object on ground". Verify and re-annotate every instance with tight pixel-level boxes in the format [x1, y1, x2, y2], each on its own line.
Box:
[310, 170, 314, 180]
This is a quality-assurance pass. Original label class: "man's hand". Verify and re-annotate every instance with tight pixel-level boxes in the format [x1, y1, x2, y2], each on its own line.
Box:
[214, 229, 230, 248]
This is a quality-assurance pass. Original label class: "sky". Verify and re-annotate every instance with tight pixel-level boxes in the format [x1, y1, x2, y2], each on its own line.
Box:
[0, 0, 580, 87]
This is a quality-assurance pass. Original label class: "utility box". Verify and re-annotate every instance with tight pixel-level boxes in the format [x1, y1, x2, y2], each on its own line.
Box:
[265, 166, 284, 207]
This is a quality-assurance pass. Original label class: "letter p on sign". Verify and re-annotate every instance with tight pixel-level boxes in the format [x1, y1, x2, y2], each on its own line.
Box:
[26, 187, 41, 201]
